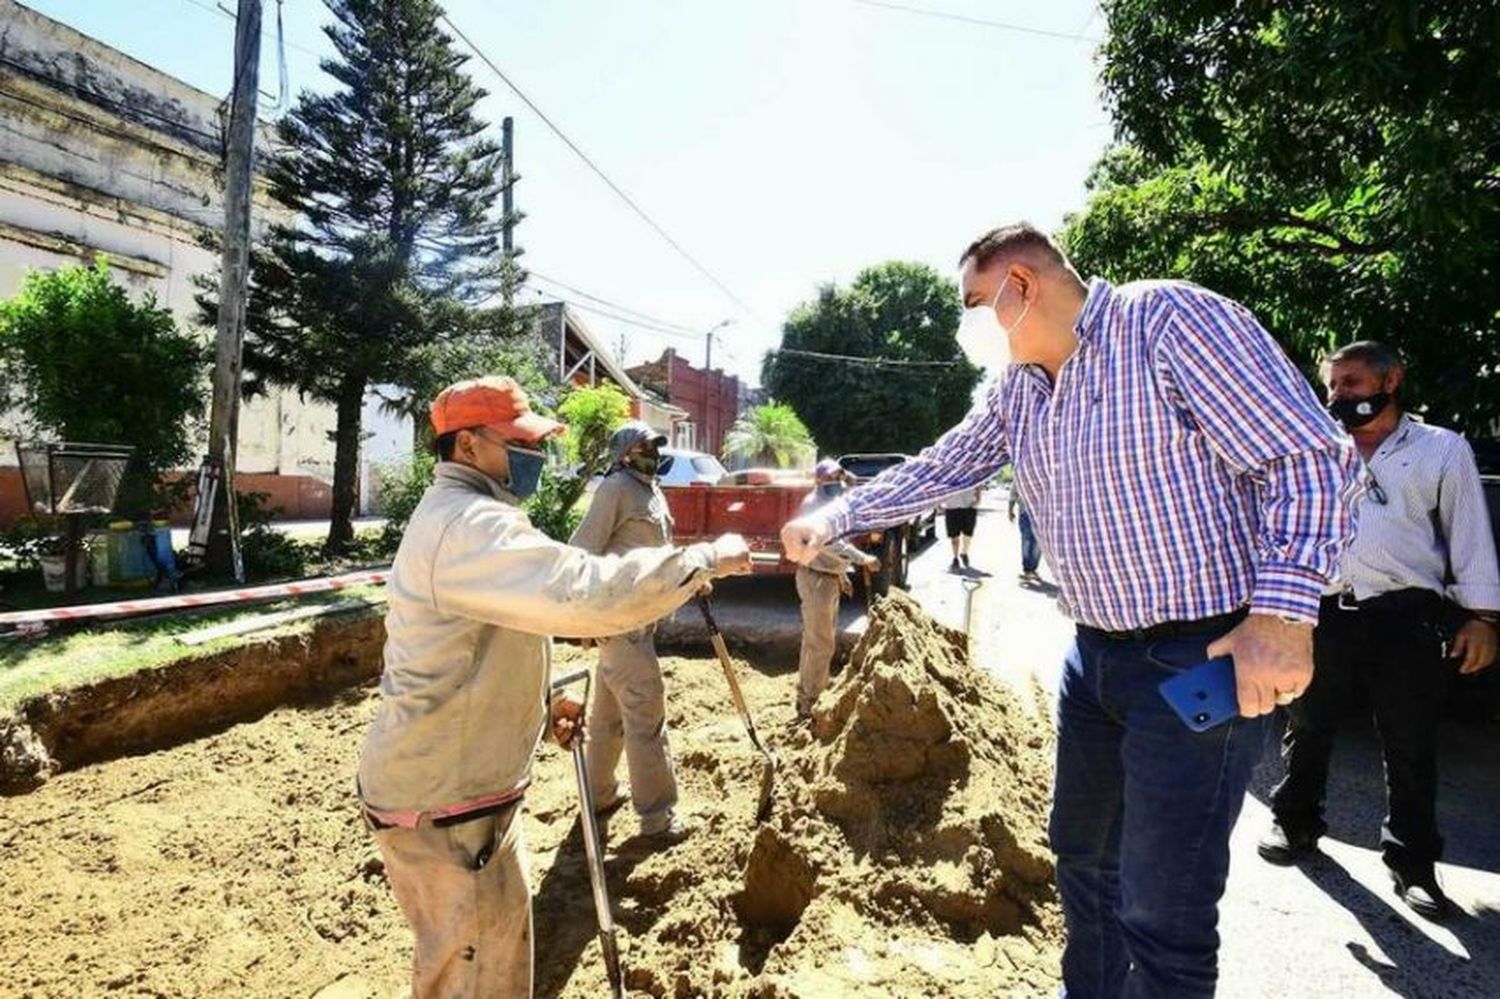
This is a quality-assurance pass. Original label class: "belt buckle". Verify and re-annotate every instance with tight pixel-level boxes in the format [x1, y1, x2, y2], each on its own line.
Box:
[1337, 590, 1359, 612]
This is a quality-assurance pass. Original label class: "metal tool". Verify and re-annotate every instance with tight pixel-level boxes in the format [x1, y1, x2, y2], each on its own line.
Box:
[550, 668, 626, 998]
[696, 593, 778, 821]
[961, 575, 983, 659]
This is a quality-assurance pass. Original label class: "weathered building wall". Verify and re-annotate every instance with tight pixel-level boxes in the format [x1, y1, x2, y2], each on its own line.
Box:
[0, 0, 408, 523]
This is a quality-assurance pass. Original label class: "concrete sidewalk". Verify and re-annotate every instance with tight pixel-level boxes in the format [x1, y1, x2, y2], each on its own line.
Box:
[952, 494, 1500, 998]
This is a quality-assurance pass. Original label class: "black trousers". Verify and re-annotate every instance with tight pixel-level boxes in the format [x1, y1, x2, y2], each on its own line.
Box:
[1271, 590, 1452, 875]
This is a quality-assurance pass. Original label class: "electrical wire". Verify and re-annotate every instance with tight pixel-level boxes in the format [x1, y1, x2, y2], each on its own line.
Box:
[770, 346, 963, 368]
[437, 11, 767, 327]
[852, 0, 1103, 43]
[178, 0, 322, 58]
[526, 270, 702, 337]
[537, 293, 705, 344]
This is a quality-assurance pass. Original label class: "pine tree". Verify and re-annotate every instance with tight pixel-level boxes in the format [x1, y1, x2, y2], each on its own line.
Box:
[237, 0, 519, 553]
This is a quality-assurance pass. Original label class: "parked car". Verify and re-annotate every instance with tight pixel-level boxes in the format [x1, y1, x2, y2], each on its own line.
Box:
[659, 447, 728, 487]
[837, 452, 939, 593]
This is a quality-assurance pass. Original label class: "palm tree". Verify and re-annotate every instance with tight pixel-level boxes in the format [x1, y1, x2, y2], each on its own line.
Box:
[723, 403, 816, 469]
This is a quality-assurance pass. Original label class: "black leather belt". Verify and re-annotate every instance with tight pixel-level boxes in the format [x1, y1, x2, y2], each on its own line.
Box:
[1324, 588, 1441, 614]
[1083, 607, 1248, 644]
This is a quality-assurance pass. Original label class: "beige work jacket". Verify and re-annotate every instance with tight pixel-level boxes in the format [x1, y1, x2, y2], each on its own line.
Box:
[358, 462, 715, 816]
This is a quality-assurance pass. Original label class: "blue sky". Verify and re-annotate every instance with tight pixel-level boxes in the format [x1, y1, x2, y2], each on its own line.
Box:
[25, 0, 1111, 385]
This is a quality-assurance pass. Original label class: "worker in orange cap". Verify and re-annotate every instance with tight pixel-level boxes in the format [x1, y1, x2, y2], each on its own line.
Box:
[358, 376, 751, 998]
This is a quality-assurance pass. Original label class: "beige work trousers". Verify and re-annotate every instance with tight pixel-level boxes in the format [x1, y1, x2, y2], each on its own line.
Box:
[796, 566, 843, 715]
[587, 629, 679, 833]
[374, 803, 532, 998]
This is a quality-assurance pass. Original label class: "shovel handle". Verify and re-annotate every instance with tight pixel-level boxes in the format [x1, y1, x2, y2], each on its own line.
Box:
[696, 593, 721, 635]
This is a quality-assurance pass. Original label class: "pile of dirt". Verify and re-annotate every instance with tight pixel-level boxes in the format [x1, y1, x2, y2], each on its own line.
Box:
[568, 589, 1061, 997]
[0, 592, 1060, 997]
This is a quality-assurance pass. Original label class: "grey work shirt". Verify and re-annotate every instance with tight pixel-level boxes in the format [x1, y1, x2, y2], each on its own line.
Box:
[1335, 415, 1500, 610]
[570, 470, 672, 556]
[800, 488, 865, 576]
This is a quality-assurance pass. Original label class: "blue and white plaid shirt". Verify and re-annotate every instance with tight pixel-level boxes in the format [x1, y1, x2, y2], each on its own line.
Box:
[822, 278, 1362, 630]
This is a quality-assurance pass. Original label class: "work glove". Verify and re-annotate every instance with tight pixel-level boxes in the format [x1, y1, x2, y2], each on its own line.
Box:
[710, 533, 753, 577]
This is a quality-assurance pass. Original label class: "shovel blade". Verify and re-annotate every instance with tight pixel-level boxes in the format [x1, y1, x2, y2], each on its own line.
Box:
[754, 756, 776, 823]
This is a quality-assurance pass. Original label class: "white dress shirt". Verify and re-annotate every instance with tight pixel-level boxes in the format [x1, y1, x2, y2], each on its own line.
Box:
[1336, 414, 1500, 610]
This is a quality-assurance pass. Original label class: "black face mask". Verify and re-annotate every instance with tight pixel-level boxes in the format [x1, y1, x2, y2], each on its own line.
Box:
[625, 451, 661, 477]
[1328, 391, 1392, 430]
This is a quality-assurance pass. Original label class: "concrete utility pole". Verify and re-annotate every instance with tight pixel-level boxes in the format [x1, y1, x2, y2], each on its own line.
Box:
[204, 0, 262, 578]
[704, 318, 731, 371]
[501, 115, 516, 303]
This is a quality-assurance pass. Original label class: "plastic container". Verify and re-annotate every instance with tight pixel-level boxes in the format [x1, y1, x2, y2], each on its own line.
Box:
[88, 530, 111, 587]
[39, 554, 64, 593]
[107, 521, 154, 587]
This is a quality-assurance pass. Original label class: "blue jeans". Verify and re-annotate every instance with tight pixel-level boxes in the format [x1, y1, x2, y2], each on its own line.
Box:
[1051, 625, 1270, 998]
[1018, 511, 1041, 573]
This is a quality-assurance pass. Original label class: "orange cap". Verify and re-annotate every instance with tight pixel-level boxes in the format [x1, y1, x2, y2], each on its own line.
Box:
[430, 376, 565, 442]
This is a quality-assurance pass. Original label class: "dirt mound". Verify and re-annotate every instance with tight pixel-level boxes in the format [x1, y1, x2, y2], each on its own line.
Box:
[588, 589, 1061, 997]
[0, 593, 1060, 997]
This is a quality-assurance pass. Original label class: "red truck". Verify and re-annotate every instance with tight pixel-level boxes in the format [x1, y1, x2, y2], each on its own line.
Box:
[664, 455, 935, 594]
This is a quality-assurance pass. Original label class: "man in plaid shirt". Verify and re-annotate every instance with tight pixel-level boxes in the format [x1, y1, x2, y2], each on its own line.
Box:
[783, 223, 1361, 998]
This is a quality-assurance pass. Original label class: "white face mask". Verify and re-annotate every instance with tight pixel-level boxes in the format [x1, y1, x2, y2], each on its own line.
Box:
[956, 276, 1029, 372]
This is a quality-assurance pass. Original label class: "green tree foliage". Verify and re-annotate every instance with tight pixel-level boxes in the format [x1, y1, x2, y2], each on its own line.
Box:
[381, 330, 551, 452]
[1063, 2, 1500, 433]
[723, 402, 815, 468]
[0, 262, 206, 516]
[762, 261, 981, 456]
[525, 384, 631, 542]
[207, 0, 523, 554]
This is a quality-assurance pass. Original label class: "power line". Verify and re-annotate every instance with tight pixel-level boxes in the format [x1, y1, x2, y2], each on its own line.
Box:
[523, 287, 703, 344]
[438, 11, 766, 326]
[177, 0, 322, 58]
[526, 270, 702, 337]
[771, 346, 963, 369]
[852, 0, 1103, 43]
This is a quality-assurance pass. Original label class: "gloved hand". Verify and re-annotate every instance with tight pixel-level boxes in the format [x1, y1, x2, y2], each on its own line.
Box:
[711, 533, 753, 576]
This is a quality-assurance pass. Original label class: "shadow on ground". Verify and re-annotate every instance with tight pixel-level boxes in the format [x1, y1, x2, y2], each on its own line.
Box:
[1247, 714, 1500, 875]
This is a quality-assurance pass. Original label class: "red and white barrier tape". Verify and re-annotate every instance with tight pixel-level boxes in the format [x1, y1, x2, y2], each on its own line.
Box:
[0, 568, 390, 630]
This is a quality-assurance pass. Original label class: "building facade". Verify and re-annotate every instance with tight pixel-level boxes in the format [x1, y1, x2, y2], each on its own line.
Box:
[0, 0, 411, 525]
[626, 348, 742, 457]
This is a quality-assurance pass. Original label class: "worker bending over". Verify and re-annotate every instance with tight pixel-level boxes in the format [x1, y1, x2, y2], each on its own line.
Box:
[795, 459, 879, 719]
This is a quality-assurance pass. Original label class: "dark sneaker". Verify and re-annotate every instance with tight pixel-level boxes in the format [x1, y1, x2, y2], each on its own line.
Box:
[960, 555, 971, 569]
[1257, 822, 1319, 865]
[1391, 868, 1453, 920]
[949, 559, 963, 573]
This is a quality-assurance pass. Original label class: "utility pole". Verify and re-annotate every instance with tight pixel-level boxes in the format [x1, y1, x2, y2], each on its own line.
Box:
[200, 0, 262, 579]
[704, 318, 731, 370]
[500, 115, 516, 304]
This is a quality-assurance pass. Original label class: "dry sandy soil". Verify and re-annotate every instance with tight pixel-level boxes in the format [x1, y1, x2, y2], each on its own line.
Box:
[0, 593, 1061, 997]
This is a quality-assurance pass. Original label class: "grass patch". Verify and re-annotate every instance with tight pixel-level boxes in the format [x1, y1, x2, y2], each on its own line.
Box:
[0, 585, 385, 714]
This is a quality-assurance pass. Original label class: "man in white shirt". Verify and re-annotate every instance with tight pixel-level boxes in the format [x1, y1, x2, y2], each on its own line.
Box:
[1260, 342, 1500, 919]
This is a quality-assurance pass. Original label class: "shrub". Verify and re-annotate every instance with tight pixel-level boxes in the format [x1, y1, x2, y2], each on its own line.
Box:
[237, 491, 316, 580]
[0, 261, 207, 517]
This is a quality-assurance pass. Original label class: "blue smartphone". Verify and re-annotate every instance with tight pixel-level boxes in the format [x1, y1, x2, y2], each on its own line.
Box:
[1158, 656, 1240, 732]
